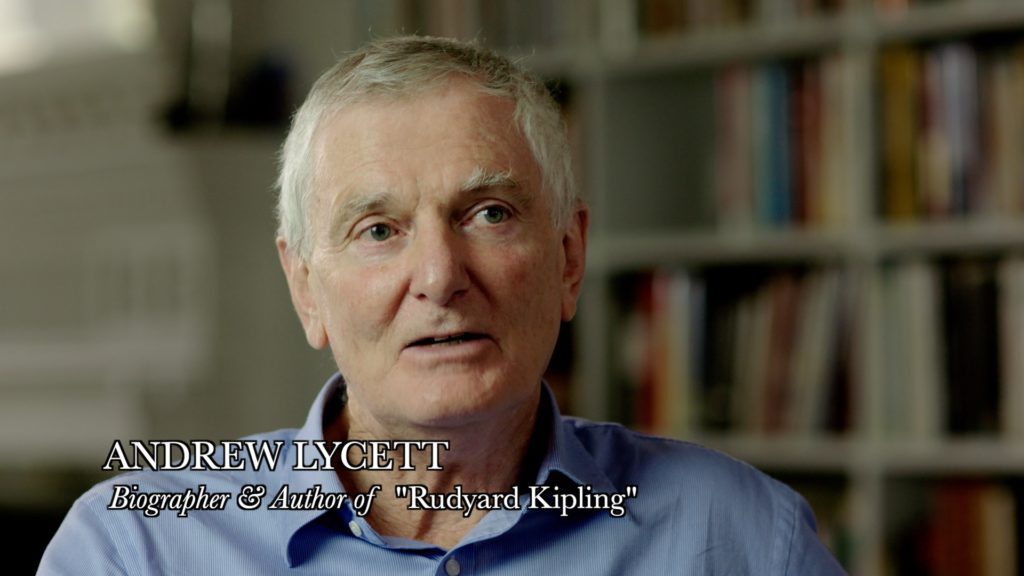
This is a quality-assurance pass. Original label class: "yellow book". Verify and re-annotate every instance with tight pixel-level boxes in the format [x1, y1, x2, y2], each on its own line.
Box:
[880, 47, 921, 220]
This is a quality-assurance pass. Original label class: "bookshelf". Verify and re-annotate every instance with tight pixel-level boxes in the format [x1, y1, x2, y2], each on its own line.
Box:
[465, 1, 1024, 574]
[211, 0, 1024, 573]
[323, 0, 1012, 573]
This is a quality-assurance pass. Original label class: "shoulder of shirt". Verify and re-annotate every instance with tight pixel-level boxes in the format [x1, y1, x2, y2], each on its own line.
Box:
[74, 427, 301, 511]
[558, 415, 800, 506]
[555, 418, 840, 573]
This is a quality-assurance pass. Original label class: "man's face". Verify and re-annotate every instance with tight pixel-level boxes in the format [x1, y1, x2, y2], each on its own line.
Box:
[279, 79, 587, 434]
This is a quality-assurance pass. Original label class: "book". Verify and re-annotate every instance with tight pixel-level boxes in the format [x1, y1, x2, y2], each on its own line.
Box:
[788, 269, 841, 435]
[763, 274, 800, 432]
[880, 46, 920, 220]
[820, 53, 849, 228]
[903, 258, 945, 440]
[942, 257, 1000, 435]
[997, 256, 1024, 438]
[714, 65, 755, 230]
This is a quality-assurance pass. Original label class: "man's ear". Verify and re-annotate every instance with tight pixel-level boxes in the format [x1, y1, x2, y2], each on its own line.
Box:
[560, 207, 589, 322]
[276, 237, 328, 350]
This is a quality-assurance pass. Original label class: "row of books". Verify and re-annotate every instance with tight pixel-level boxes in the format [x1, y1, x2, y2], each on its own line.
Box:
[612, 267, 854, 436]
[879, 255, 1024, 439]
[714, 56, 851, 230]
[614, 256, 1024, 439]
[639, 0, 845, 35]
[888, 480, 1018, 576]
[880, 41, 1024, 221]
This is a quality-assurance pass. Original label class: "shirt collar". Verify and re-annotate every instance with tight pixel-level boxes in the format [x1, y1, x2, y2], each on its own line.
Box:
[278, 372, 349, 567]
[279, 373, 615, 565]
[531, 383, 616, 493]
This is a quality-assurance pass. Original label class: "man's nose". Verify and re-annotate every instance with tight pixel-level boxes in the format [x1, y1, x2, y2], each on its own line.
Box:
[408, 224, 470, 306]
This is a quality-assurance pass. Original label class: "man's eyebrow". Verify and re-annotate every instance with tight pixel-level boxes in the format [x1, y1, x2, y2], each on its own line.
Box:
[459, 167, 519, 192]
[328, 168, 531, 234]
[329, 191, 395, 235]
[458, 167, 534, 210]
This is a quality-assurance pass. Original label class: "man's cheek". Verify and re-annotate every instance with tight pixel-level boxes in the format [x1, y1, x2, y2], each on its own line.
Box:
[494, 245, 547, 285]
[509, 251, 562, 305]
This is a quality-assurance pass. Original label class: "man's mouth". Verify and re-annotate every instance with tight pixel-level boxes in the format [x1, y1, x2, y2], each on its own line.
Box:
[407, 332, 488, 347]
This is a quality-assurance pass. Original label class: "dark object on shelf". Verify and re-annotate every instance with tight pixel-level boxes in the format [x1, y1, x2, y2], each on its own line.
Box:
[942, 257, 1001, 434]
[224, 56, 292, 128]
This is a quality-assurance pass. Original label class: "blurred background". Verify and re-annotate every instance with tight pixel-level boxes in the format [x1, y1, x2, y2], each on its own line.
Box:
[4, 0, 1024, 574]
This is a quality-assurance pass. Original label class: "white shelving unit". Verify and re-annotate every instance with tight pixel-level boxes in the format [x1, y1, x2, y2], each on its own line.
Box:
[483, 1, 1024, 574]
[0, 51, 216, 466]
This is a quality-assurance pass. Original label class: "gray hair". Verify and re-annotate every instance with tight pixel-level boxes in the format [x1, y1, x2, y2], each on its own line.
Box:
[276, 35, 579, 259]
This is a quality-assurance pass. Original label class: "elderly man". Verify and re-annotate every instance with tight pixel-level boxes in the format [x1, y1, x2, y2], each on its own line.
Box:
[40, 36, 845, 574]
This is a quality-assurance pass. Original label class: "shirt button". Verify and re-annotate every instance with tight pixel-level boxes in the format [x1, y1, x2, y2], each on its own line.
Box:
[444, 557, 461, 576]
[348, 520, 362, 538]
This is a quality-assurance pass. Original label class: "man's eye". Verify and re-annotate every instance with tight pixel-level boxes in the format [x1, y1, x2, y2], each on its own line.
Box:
[477, 205, 509, 225]
[364, 223, 394, 242]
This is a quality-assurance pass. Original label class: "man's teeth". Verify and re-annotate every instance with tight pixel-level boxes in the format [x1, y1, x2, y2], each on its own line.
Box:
[417, 333, 478, 346]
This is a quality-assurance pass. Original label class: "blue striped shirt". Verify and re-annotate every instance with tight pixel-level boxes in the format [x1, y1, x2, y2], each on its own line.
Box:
[39, 374, 845, 575]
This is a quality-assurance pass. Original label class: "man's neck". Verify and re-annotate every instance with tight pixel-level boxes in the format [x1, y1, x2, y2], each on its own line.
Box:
[324, 393, 542, 549]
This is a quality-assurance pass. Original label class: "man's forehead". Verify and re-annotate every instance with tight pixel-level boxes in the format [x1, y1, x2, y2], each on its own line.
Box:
[318, 81, 520, 151]
[313, 137, 534, 205]
[311, 83, 537, 198]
